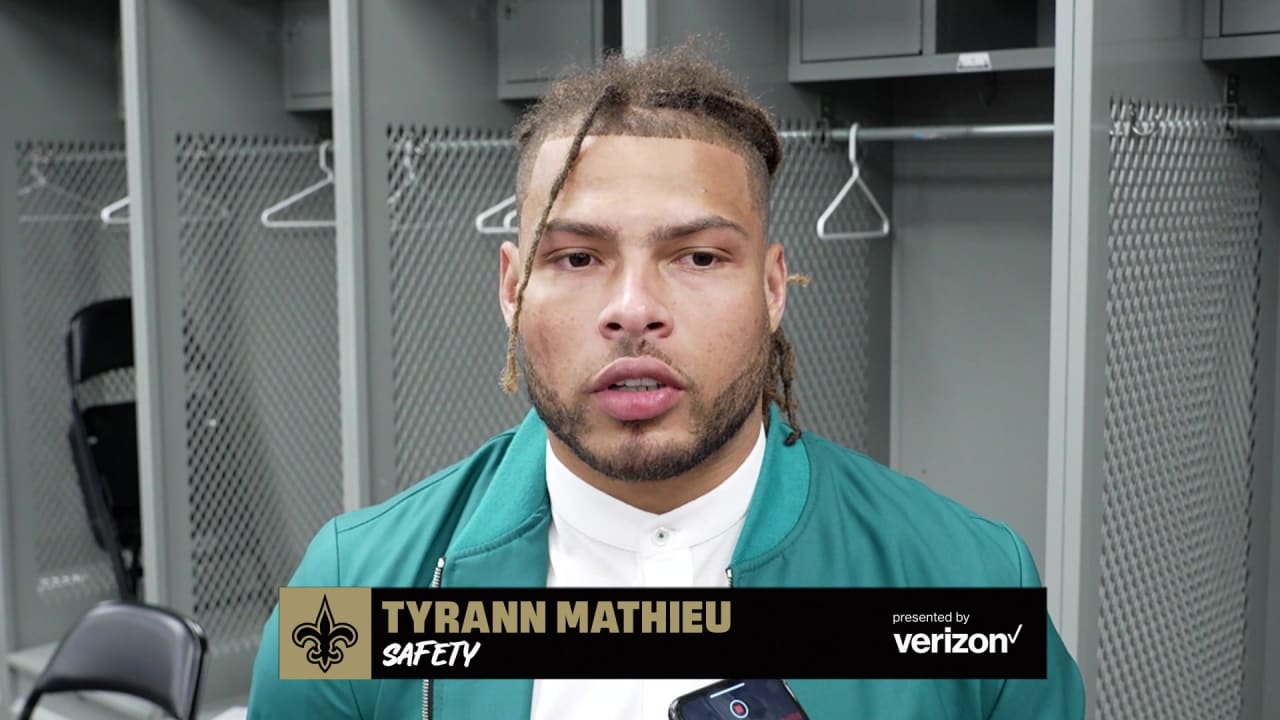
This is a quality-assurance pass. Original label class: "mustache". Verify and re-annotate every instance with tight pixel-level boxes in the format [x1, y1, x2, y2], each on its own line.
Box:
[610, 339, 672, 365]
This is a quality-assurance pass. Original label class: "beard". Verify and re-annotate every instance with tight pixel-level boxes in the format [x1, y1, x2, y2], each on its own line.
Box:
[522, 319, 770, 483]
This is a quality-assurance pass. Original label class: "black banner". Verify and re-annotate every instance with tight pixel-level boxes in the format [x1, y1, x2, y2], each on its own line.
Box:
[344, 588, 1046, 679]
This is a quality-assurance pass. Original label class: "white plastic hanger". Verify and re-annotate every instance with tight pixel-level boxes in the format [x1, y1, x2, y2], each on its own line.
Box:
[99, 196, 131, 226]
[816, 123, 891, 241]
[474, 194, 518, 235]
[260, 140, 335, 229]
[99, 188, 232, 227]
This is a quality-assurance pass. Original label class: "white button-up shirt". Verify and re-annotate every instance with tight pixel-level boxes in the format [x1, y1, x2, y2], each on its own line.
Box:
[531, 425, 765, 720]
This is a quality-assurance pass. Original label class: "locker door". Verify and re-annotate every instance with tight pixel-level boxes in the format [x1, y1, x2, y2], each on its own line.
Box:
[798, 0, 924, 62]
[498, 0, 597, 90]
[1221, 0, 1280, 36]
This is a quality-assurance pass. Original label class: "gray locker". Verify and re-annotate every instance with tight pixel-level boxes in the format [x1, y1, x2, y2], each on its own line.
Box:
[797, 0, 924, 61]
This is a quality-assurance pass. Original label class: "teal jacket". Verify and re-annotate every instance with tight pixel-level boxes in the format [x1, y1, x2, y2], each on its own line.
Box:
[249, 406, 1084, 718]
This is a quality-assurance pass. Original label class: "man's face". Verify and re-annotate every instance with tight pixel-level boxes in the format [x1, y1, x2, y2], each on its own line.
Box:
[500, 135, 787, 483]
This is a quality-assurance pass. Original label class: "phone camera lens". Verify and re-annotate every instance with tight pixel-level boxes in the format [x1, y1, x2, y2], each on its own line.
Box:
[728, 699, 749, 718]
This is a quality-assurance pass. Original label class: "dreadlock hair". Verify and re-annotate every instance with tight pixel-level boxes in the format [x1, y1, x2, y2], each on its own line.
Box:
[503, 43, 805, 445]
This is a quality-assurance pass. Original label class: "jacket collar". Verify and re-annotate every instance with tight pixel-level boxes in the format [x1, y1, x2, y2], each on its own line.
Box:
[446, 408, 550, 558]
[443, 404, 811, 575]
[732, 404, 811, 568]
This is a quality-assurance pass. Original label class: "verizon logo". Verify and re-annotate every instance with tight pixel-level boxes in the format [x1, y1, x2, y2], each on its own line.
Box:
[894, 625, 1024, 654]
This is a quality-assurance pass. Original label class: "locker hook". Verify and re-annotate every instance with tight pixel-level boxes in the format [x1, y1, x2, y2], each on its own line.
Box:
[815, 123, 891, 241]
[16, 151, 53, 196]
[387, 138, 422, 206]
[17, 151, 102, 219]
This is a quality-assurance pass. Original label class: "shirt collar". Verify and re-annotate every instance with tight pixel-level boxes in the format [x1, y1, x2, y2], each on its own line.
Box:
[545, 424, 766, 553]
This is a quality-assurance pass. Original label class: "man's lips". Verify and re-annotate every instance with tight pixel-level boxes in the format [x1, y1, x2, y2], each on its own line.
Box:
[590, 357, 685, 392]
[590, 357, 685, 422]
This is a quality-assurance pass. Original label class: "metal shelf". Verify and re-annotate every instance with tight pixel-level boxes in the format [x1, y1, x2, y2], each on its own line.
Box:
[789, 46, 1054, 82]
[1203, 33, 1280, 61]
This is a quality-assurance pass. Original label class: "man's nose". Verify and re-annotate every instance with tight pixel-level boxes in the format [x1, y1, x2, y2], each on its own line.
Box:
[597, 267, 674, 341]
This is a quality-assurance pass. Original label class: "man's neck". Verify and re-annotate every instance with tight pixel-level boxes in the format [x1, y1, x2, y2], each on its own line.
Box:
[547, 413, 764, 514]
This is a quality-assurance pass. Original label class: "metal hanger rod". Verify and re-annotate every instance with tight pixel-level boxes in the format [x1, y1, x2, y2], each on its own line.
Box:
[828, 123, 1054, 142]
[395, 137, 515, 151]
[1231, 116, 1280, 132]
[816, 116, 1280, 143]
[392, 116, 1280, 154]
[19, 148, 126, 163]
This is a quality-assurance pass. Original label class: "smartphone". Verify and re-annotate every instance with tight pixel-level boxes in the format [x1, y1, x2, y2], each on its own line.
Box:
[668, 679, 810, 720]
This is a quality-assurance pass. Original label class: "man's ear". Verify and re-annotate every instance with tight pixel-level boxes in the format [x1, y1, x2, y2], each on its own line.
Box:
[499, 241, 521, 328]
[765, 242, 788, 332]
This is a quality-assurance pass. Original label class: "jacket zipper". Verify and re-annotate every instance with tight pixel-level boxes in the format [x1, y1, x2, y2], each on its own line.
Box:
[725, 566, 734, 587]
[422, 557, 446, 720]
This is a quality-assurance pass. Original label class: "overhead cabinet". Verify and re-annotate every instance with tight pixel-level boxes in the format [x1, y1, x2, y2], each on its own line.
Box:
[1204, 0, 1280, 58]
[798, 0, 924, 62]
[790, 0, 1056, 81]
[934, 0, 1048, 52]
[1221, 0, 1280, 35]
[283, 0, 332, 111]
[498, 0, 620, 99]
[284, 0, 622, 106]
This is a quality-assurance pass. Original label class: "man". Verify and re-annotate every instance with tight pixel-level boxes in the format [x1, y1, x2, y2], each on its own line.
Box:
[248, 47, 1084, 719]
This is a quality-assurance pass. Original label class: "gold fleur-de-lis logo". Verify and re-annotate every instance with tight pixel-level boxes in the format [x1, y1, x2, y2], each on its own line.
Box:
[291, 595, 359, 673]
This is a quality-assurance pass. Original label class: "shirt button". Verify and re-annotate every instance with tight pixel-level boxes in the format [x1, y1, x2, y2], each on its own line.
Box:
[652, 527, 671, 546]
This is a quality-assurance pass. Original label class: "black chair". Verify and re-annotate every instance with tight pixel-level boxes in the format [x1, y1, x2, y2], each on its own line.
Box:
[65, 297, 142, 601]
[17, 600, 208, 720]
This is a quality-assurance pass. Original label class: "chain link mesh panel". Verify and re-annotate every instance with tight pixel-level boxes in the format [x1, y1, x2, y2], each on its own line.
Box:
[14, 142, 129, 603]
[386, 123, 876, 491]
[177, 135, 342, 658]
[388, 127, 529, 491]
[773, 123, 876, 451]
[1098, 100, 1261, 720]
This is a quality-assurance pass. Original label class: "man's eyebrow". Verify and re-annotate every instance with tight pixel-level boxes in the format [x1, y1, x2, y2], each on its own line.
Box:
[541, 215, 749, 246]
[649, 216, 750, 244]
[543, 219, 618, 243]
